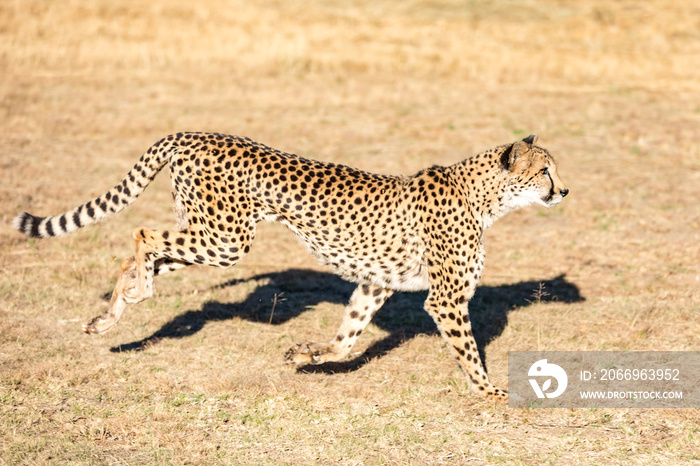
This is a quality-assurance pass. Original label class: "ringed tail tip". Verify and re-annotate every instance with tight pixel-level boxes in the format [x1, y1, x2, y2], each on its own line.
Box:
[13, 212, 45, 238]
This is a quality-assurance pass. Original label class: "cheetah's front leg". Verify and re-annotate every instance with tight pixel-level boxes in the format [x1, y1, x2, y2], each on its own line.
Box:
[285, 284, 393, 365]
[424, 258, 508, 401]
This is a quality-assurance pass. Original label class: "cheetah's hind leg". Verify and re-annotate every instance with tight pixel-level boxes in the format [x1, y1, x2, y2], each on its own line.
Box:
[82, 256, 189, 335]
[83, 255, 139, 334]
[84, 224, 251, 335]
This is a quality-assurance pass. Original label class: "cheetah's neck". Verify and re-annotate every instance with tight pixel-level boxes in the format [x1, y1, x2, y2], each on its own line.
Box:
[449, 145, 512, 230]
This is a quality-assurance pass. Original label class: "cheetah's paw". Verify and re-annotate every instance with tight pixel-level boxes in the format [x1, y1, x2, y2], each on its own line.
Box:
[284, 341, 333, 365]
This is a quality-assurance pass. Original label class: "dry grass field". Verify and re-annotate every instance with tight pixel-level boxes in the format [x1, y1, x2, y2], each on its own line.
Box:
[2, 0, 700, 463]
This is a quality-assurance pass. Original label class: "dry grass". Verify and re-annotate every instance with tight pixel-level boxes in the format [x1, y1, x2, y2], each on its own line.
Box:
[2, 0, 700, 463]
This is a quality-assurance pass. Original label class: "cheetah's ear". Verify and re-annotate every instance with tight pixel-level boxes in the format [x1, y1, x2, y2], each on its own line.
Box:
[505, 134, 538, 169]
[506, 140, 531, 168]
[522, 134, 538, 145]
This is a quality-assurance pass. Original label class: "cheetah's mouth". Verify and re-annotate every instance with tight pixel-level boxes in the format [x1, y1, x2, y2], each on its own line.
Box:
[542, 190, 562, 207]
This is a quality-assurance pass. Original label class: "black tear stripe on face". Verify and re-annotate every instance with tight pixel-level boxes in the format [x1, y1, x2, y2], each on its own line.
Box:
[544, 170, 555, 202]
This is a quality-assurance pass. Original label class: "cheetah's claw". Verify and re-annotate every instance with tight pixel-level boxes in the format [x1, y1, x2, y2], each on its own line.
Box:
[82, 314, 118, 335]
[285, 341, 333, 365]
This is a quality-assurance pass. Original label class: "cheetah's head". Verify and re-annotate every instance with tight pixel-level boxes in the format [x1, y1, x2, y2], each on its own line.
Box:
[502, 134, 569, 210]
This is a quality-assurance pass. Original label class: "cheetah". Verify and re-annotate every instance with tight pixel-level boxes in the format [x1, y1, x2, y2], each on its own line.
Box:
[14, 132, 568, 399]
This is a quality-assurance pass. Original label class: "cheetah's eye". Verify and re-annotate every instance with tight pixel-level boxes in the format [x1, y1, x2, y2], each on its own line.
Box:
[541, 168, 549, 176]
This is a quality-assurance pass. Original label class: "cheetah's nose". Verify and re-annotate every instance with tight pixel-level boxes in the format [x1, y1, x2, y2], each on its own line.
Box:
[560, 188, 569, 197]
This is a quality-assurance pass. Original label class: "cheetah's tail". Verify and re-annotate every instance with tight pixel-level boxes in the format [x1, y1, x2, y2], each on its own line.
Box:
[13, 136, 179, 239]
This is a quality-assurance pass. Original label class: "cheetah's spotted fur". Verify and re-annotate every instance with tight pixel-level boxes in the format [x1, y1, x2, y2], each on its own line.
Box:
[14, 132, 568, 399]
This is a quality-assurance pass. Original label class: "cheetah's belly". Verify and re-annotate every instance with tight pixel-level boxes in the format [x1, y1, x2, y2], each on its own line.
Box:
[379, 262, 430, 292]
[328, 255, 430, 292]
[308, 239, 429, 292]
[269, 214, 430, 292]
